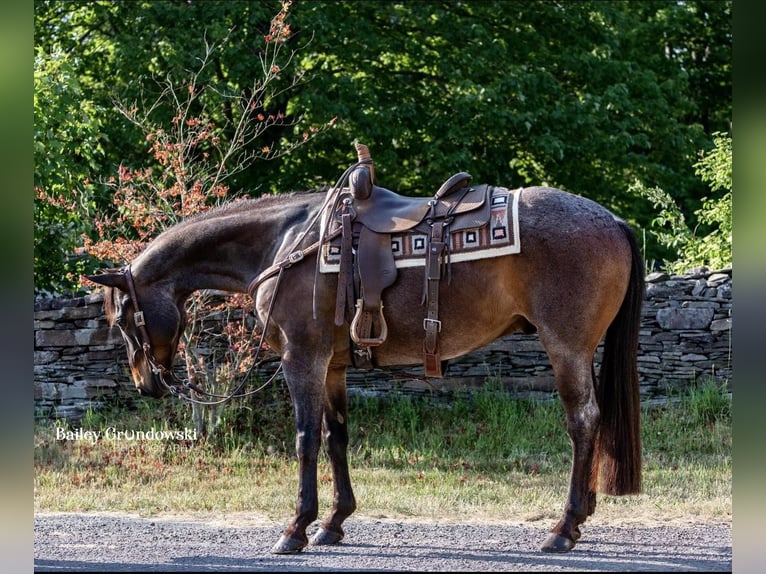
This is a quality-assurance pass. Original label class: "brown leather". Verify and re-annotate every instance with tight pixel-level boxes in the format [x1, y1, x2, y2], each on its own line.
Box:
[349, 165, 373, 200]
[330, 162, 489, 375]
[351, 185, 430, 232]
[357, 226, 397, 311]
[412, 184, 491, 234]
[434, 172, 471, 200]
[423, 221, 445, 377]
[346, 226, 397, 349]
[352, 178, 485, 234]
[334, 209, 354, 326]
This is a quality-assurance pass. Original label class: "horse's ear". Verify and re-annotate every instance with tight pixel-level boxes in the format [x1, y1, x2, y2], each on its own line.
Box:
[82, 272, 128, 292]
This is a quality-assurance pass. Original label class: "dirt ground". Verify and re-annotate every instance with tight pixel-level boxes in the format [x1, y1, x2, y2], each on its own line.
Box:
[34, 511, 732, 571]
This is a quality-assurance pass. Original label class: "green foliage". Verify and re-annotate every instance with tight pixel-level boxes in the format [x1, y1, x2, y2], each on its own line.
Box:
[33, 0, 314, 293]
[284, 1, 726, 216]
[635, 132, 732, 273]
[33, 0, 732, 289]
[35, 382, 730, 523]
[67, 2, 333, 439]
[346, 390, 570, 474]
[685, 378, 732, 426]
[693, 132, 733, 266]
[33, 48, 106, 294]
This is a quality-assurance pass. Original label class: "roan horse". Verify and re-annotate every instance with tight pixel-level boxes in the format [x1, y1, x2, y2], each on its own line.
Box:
[85, 160, 644, 555]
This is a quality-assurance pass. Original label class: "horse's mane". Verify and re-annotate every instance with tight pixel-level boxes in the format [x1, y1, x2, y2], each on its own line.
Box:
[171, 190, 326, 229]
[114, 189, 329, 279]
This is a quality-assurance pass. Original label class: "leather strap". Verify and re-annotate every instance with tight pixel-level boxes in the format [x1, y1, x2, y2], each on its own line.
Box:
[357, 226, 397, 312]
[335, 208, 354, 325]
[350, 227, 393, 347]
[423, 221, 445, 377]
[124, 266, 153, 356]
[247, 227, 342, 298]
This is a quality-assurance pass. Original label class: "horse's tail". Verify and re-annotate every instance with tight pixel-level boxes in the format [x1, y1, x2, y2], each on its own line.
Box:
[593, 219, 645, 495]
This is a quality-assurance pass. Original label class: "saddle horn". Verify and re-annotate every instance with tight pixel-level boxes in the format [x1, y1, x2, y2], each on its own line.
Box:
[354, 142, 375, 183]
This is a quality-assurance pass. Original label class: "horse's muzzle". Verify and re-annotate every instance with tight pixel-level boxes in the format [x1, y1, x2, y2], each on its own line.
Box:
[132, 371, 168, 399]
[136, 384, 168, 399]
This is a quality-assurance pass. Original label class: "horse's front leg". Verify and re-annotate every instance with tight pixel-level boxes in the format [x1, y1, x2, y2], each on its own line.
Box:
[541, 350, 600, 553]
[271, 353, 327, 554]
[311, 362, 357, 546]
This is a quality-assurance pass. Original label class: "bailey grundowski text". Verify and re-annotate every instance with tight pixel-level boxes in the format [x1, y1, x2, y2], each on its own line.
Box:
[55, 426, 198, 444]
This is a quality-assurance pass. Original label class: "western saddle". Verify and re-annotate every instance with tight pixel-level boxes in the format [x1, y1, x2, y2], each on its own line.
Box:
[329, 143, 492, 377]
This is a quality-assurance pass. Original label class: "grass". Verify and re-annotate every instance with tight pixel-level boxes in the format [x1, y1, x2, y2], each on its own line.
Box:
[34, 378, 731, 526]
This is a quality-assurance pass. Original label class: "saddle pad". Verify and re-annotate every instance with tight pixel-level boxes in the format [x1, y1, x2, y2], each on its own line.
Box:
[320, 186, 521, 273]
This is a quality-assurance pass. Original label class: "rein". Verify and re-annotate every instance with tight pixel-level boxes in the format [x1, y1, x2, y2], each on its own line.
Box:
[123, 265, 284, 405]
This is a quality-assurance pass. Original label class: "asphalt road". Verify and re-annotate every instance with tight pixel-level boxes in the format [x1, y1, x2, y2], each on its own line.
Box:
[34, 512, 731, 572]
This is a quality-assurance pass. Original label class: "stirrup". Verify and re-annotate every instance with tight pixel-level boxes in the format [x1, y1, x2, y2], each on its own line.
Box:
[349, 300, 388, 347]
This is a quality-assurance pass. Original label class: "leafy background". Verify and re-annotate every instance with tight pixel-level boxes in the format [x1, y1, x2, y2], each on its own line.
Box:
[34, 0, 731, 294]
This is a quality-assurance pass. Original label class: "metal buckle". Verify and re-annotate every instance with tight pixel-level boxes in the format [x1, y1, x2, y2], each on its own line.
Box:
[134, 311, 146, 327]
[423, 318, 442, 332]
[287, 251, 304, 265]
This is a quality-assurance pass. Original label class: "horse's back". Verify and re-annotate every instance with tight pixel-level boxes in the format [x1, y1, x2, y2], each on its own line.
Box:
[515, 186, 632, 270]
[519, 186, 626, 235]
[354, 186, 635, 367]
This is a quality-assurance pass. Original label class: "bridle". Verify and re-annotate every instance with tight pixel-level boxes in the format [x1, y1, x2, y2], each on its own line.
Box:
[121, 265, 283, 405]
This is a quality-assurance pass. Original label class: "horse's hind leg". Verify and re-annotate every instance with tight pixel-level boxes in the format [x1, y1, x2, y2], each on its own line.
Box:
[541, 346, 600, 553]
[311, 363, 357, 546]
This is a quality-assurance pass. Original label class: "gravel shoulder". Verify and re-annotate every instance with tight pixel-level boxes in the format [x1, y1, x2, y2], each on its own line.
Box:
[34, 512, 732, 572]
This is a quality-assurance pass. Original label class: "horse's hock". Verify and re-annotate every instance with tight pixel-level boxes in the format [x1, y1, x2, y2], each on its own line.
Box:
[34, 267, 732, 420]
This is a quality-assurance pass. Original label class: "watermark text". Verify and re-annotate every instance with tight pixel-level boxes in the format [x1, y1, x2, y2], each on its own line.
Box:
[55, 426, 198, 444]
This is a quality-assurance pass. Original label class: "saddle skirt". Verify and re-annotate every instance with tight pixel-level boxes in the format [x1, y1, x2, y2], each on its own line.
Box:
[319, 185, 521, 274]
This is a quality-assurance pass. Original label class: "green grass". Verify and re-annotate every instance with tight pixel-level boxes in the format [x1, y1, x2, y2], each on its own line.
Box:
[34, 378, 731, 525]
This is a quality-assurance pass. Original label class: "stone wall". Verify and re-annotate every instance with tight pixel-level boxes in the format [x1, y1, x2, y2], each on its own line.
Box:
[34, 267, 731, 420]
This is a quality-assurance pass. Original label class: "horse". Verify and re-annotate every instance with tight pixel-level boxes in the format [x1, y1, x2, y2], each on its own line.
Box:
[85, 175, 644, 555]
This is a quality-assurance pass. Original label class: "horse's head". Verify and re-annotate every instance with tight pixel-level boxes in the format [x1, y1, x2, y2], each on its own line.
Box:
[84, 268, 186, 398]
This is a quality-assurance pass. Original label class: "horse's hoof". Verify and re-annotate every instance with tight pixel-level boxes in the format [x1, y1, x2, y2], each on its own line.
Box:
[271, 534, 307, 554]
[310, 526, 344, 546]
[541, 533, 576, 553]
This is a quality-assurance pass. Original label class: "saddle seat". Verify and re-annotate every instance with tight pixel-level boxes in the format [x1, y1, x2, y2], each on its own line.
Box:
[349, 168, 487, 233]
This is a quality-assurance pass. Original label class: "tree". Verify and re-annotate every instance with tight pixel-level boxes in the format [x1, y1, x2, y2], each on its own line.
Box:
[34, 0, 731, 285]
[34, 0, 327, 293]
[34, 48, 106, 294]
[282, 1, 728, 225]
[636, 131, 731, 273]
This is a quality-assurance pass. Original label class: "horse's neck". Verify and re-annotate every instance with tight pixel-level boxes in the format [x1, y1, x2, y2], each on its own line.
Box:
[133, 196, 321, 297]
